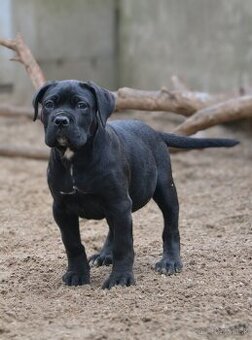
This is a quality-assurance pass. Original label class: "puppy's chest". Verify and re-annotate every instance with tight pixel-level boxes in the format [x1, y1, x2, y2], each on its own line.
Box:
[50, 163, 105, 219]
[59, 163, 96, 195]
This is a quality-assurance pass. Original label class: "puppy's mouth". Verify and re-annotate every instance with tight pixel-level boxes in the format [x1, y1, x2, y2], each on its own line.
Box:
[57, 136, 68, 147]
[46, 131, 88, 150]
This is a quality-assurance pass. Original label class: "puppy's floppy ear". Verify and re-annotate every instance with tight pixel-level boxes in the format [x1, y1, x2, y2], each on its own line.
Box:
[32, 81, 57, 121]
[81, 81, 115, 128]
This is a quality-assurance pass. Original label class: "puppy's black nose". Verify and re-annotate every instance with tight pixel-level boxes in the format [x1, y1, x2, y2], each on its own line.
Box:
[54, 116, 70, 127]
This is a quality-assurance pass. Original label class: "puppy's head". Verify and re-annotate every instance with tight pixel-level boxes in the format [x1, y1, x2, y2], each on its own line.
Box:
[33, 80, 115, 150]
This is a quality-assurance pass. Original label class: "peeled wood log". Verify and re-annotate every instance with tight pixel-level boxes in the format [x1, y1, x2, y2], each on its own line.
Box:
[171, 75, 190, 91]
[174, 95, 252, 135]
[0, 32, 251, 158]
[0, 34, 244, 120]
[0, 104, 33, 119]
[113, 87, 222, 116]
[0, 89, 228, 120]
[0, 145, 49, 160]
[0, 33, 45, 89]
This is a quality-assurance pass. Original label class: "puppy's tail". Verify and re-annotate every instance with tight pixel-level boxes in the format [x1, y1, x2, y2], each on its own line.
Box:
[159, 133, 239, 149]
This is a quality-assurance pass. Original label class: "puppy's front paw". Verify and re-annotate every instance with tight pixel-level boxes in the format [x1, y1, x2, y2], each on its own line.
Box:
[102, 271, 135, 289]
[88, 252, 113, 267]
[62, 270, 90, 286]
[155, 257, 183, 275]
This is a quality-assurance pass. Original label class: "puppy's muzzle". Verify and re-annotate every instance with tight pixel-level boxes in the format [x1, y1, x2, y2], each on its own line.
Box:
[54, 115, 70, 128]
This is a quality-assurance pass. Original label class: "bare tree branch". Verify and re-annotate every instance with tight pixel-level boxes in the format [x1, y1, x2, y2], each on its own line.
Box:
[0, 145, 49, 160]
[171, 75, 190, 91]
[174, 95, 252, 135]
[113, 87, 222, 116]
[0, 33, 45, 89]
[0, 33, 250, 160]
[0, 88, 229, 120]
[0, 104, 33, 119]
[0, 34, 242, 119]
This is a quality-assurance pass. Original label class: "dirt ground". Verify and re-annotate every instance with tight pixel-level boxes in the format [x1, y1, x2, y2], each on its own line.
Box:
[0, 110, 251, 340]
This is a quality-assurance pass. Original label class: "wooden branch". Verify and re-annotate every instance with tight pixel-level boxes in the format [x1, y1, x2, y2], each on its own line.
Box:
[0, 33, 249, 161]
[0, 33, 242, 119]
[0, 104, 33, 119]
[1, 33, 249, 127]
[113, 87, 222, 116]
[171, 75, 190, 91]
[0, 145, 49, 160]
[174, 95, 252, 135]
[0, 87, 234, 120]
[0, 33, 45, 89]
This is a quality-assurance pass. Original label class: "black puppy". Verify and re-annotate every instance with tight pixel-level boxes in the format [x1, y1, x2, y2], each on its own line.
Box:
[33, 80, 238, 289]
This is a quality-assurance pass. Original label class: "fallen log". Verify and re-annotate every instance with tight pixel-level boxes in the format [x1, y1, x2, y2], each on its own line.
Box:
[0, 34, 245, 119]
[0, 33, 45, 89]
[0, 104, 33, 119]
[0, 88, 230, 119]
[0, 33, 250, 161]
[174, 95, 252, 135]
[113, 87, 222, 116]
[171, 75, 190, 91]
[0, 145, 49, 160]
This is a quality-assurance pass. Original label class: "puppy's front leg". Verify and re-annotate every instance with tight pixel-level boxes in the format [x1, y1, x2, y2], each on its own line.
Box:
[53, 201, 90, 286]
[102, 199, 135, 289]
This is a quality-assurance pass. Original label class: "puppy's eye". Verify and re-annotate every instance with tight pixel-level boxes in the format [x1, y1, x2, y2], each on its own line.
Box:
[77, 102, 88, 109]
[44, 100, 54, 109]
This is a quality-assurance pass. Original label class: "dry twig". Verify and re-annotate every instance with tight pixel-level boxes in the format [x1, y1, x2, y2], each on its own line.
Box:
[0, 33, 45, 89]
[174, 95, 252, 135]
[0, 144, 49, 160]
[0, 104, 33, 119]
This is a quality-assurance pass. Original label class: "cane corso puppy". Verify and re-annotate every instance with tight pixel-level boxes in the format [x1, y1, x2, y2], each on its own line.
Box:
[33, 80, 238, 289]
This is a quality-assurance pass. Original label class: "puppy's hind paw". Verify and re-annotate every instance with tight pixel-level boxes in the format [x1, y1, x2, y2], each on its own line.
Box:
[88, 252, 113, 267]
[62, 270, 90, 286]
[154, 257, 183, 276]
[102, 271, 135, 289]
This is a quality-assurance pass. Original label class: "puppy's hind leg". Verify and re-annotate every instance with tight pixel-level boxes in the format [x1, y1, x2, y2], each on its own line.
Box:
[88, 222, 113, 267]
[153, 173, 183, 275]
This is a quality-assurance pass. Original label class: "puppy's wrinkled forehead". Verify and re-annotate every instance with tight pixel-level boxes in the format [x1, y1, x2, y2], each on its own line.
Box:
[44, 80, 96, 107]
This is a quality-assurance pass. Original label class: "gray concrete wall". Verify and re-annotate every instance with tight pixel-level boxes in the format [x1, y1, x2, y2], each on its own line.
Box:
[119, 0, 252, 92]
[0, 0, 14, 102]
[1, 0, 252, 105]
[0, 0, 116, 104]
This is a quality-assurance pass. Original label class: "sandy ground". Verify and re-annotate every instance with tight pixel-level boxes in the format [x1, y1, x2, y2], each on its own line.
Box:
[0, 111, 251, 340]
